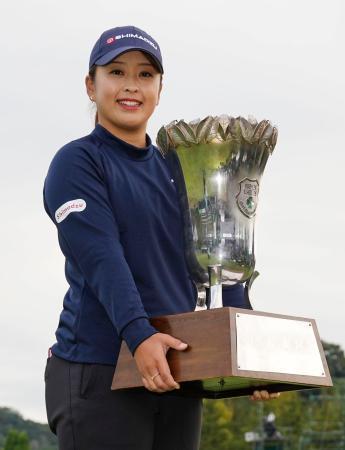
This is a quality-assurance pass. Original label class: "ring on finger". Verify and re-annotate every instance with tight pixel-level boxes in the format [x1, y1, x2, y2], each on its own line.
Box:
[150, 372, 160, 381]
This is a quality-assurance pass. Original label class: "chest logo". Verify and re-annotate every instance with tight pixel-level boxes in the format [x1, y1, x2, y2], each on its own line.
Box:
[55, 199, 86, 223]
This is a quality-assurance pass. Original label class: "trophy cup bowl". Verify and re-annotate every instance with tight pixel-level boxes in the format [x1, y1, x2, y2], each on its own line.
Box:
[111, 114, 332, 398]
[156, 114, 278, 309]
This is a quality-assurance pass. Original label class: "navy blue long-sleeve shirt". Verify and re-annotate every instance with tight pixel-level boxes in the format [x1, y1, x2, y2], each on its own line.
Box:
[43, 123, 247, 365]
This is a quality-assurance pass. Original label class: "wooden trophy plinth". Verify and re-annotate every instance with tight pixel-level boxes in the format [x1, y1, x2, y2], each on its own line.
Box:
[112, 307, 332, 399]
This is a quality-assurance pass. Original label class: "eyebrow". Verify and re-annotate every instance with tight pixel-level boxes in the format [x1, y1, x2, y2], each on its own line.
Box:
[109, 60, 154, 67]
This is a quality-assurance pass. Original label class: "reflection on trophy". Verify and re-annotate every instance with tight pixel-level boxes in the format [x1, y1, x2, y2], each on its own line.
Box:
[156, 114, 277, 309]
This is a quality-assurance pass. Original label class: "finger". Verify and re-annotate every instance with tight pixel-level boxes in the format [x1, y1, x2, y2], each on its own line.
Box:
[142, 377, 151, 391]
[162, 334, 188, 352]
[152, 373, 176, 391]
[252, 390, 261, 400]
[260, 390, 270, 401]
[156, 354, 180, 390]
[143, 372, 164, 393]
[151, 373, 175, 392]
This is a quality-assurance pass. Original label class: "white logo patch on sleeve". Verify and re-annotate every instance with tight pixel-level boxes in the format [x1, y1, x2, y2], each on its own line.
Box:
[55, 199, 86, 223]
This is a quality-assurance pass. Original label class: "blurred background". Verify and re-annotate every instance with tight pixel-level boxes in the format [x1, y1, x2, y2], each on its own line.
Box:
[0, 0, 344, 448]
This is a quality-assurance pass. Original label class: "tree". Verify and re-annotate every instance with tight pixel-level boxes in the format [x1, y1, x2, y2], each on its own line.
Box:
[3, 428, 30, 450]
[200, 399, 234, 450]
[322, 340, 345, 378]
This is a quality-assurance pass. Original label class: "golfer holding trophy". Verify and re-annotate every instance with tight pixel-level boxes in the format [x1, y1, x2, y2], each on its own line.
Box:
[43, 23, 332, 450]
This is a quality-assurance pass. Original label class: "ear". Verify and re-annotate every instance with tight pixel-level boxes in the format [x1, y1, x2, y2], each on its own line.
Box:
[85, 75, 95, 100]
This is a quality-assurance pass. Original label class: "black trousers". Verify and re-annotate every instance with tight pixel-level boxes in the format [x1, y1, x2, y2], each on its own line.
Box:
[44, 354, 203, 450]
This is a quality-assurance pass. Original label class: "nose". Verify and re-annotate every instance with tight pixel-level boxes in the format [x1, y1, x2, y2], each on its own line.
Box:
[123, 76, 139, 93]
[119, 69, 141, 93]
[124, 85, 138, 92]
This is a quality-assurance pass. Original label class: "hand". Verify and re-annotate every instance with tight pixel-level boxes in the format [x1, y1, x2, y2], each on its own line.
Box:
[133, 333, 188, 393]
[250, 390, 281, 401]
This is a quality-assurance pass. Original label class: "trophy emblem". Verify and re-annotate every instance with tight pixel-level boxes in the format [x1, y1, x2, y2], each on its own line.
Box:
[156, 115, 277, 309]
[236, 178, 259, 218]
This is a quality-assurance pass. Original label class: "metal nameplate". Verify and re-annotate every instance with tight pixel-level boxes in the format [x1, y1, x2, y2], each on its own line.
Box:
[235, 313, 325, 377]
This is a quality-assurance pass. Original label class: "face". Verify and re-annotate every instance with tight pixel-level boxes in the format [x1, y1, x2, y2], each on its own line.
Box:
[85, 50, 162, 137]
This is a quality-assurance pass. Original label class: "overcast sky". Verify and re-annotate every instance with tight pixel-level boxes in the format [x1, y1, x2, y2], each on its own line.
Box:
[1, 0, 344, 423]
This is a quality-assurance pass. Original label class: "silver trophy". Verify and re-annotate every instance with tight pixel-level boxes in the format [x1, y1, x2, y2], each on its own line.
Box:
[112, 116, 332, 398]
[156, 115, 277, 310]
[112, 116, 333, 396]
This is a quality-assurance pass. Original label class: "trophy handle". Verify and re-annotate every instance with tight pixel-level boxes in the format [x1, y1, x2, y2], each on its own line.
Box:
[244, 270, 259, 310]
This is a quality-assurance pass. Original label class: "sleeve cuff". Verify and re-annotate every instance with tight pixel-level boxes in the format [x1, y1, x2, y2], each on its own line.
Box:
[120, 317, 159, 356]
[222, 283, 250, 309]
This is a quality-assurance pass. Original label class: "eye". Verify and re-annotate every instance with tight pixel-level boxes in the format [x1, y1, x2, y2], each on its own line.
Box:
[140, 71, 153, 78]
[110, 69, 123, 75]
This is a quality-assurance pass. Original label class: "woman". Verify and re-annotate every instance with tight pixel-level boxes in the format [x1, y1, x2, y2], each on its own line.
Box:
[43, 25, 279, 450]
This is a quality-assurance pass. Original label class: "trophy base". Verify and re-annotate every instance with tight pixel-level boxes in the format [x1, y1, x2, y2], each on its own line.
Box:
[168, 378, 318, 399]
[112, 307, 332, 399]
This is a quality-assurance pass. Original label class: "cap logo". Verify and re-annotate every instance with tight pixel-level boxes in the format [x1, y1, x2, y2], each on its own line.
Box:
[105, 33, 158, 50]
[55, 199, 86, 223]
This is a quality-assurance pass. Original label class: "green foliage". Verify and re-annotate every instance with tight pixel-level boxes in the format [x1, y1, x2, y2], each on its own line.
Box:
[0, 408, 57, 450]
[3, 429, 30, 450]
[200, 379, 345, 450]
[322, 340, 345, 378]
[200, 399, 234, 450]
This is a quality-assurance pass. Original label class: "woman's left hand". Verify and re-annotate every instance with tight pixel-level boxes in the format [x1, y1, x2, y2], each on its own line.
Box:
[250, 390, 281, 401]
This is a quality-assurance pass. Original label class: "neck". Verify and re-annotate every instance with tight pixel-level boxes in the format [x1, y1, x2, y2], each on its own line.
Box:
[98, 118, 148, 148]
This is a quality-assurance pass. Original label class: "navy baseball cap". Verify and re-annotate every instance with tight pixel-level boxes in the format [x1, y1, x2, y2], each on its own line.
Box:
[89, 25, 164, 74]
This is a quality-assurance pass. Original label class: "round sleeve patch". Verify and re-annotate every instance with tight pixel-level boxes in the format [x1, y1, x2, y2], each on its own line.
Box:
[55, 199, 87, 223]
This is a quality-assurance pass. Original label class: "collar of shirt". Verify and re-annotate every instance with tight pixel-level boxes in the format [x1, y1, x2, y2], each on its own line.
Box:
[91, 123, 154, 161]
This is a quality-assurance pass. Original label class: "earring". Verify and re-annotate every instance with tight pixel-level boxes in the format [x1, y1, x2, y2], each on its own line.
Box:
[90, 96, 94, 101]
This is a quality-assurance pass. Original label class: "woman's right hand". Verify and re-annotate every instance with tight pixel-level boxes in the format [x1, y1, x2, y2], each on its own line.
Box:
[133, 333, 188, 393]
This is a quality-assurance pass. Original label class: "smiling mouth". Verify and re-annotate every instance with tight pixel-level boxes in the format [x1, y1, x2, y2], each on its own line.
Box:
[117, 100, 142, 110]
[117, 100, 142, 106]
